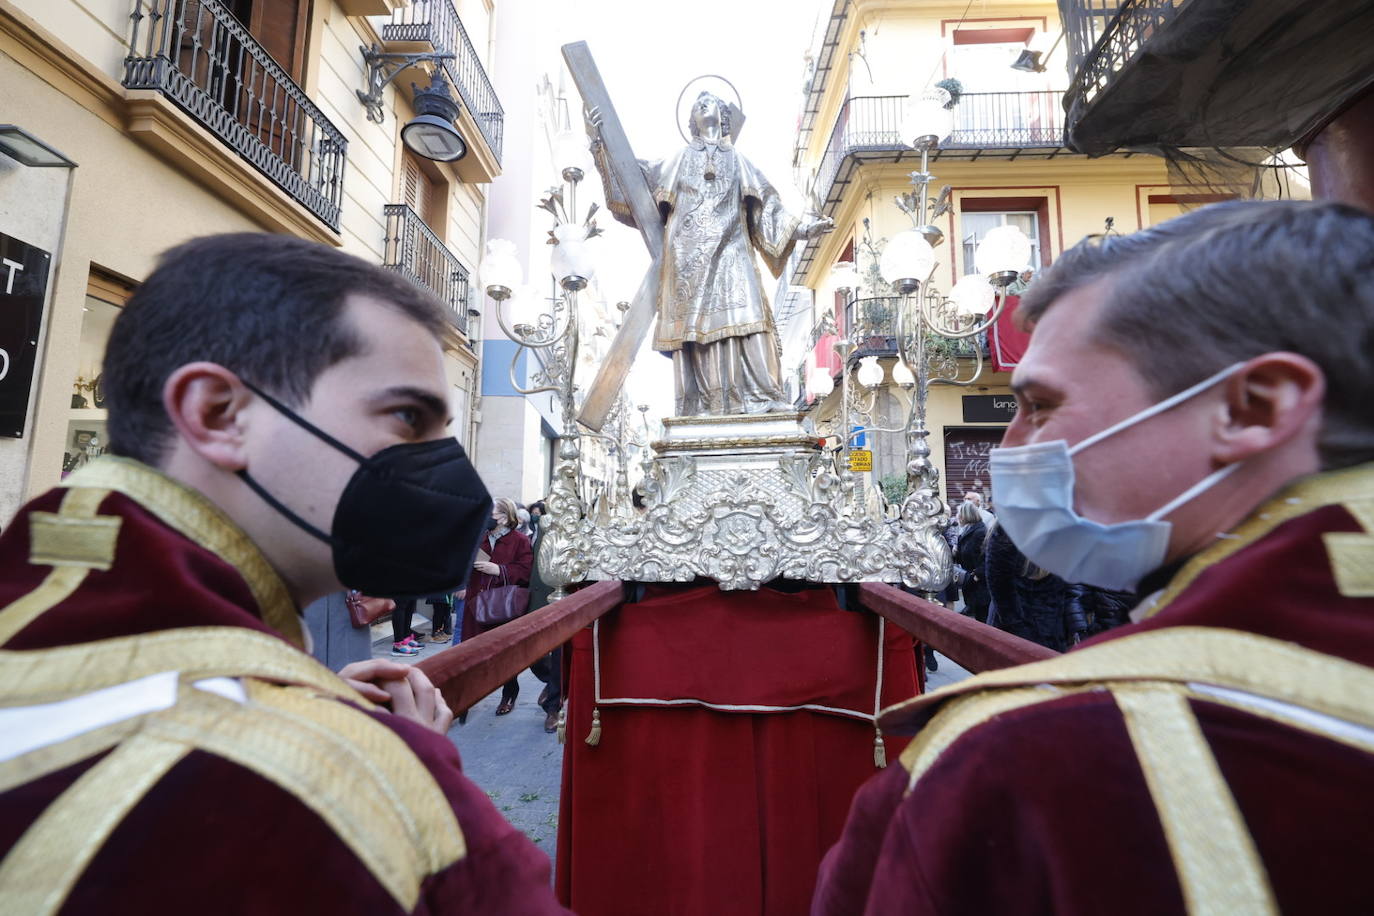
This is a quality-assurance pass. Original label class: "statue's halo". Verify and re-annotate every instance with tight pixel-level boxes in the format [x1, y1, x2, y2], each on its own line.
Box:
[675, 74, 745, 145]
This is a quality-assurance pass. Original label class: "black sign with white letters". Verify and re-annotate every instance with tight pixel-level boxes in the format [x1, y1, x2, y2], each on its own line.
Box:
[0, 233, 52, 438]
[961, 394, 1018, 423]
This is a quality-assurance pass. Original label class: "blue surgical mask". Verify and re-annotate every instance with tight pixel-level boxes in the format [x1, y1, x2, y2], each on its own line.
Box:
[989, 363, 1245, 591]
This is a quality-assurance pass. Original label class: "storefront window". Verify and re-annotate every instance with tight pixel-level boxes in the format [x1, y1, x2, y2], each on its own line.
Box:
[64, 272, 132, 476]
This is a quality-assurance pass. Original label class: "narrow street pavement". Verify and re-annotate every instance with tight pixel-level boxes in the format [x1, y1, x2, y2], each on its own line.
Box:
[925, 651, 972, 692]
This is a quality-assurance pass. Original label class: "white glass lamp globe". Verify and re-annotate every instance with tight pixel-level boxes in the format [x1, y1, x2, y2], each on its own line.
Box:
[901, 86, 953, 150]
[880, 230, 937, 294]
[891, 359, 916, 388]
[550, 224, 597, 290]
[808, 367, 835, 398]
[856, 355, 885, 388]
[949, 274, 996, 316]
[481, 239, 523, 300]
[975, 225, 1033, 280]
[830, 260, 859, 294]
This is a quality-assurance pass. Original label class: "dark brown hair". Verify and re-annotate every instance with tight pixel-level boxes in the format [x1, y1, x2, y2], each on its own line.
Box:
[103, 233, 447, 465]
[1018, 200, 1374, 469]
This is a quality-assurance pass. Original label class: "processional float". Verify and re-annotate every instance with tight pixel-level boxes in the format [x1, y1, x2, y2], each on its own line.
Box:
[480, 42, 1029, 913]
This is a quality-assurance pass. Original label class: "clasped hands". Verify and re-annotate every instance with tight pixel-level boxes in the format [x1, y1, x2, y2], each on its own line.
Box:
[338, 660, 454, 735]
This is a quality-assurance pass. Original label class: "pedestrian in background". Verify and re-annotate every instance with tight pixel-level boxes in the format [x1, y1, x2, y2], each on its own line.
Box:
[425, 591, 454, 643]
[954, 502, 990, 623]
[389, 597, 423, 657]
[962, 490, 995, 526]
[528, 500, 546, 545]
[304, 592, 373, 669]
[461, 497, 533, 716]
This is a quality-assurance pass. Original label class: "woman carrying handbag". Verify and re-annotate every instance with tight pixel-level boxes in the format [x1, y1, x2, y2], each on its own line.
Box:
[459, 497, 534, 716]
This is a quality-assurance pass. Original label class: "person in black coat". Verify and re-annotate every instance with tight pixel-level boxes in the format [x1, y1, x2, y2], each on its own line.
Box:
[984, 521, 1077, 651]
[1066, 584, 1135, 642]
[954, 502, 990, 623]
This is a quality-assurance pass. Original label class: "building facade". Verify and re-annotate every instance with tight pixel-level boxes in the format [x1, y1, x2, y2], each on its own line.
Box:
[478, 0, 623, 509]
[0, 0, 502, 524]
[782, 0, 1194, 509]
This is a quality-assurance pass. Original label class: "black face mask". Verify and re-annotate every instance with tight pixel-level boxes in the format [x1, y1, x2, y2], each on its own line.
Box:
[236, 383, 492, 600]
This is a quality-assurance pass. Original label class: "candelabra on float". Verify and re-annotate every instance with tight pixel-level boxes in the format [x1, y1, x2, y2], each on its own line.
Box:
[806, 84, 1035, 594]
[479, 130, 604, 601]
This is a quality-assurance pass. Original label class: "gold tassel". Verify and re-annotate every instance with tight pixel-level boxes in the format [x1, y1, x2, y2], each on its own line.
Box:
[556, 704, 567, 745]
[873, 727, 887, 769]
[585, 707, 601, 746]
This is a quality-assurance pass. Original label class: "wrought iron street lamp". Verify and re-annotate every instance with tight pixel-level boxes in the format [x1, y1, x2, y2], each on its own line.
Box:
[401, 71, 467, 163]
[357, 45, 467, 163]
[820, 84, 1035, 522]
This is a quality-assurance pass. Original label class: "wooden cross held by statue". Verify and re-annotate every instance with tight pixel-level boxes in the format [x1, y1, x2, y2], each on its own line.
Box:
[561, 41, 662, 432]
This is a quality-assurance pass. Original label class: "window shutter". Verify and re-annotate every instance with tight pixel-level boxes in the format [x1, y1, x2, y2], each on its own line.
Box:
[403, 155, 422, 212]
[402, 153, 441, 233]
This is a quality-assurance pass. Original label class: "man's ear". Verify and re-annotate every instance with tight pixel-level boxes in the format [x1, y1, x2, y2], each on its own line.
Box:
[1213, 353, 1325, 463]
[162, 362, 254, 472]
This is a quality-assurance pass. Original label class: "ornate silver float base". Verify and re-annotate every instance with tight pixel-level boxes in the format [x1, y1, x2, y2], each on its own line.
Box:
[572, 413, 951, 591]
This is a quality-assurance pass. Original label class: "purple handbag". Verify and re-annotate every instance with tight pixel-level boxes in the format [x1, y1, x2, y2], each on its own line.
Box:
[473, 569, 530, 625]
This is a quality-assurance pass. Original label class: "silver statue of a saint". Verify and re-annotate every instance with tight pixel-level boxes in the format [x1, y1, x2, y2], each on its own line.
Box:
[588, 92, 833, 415]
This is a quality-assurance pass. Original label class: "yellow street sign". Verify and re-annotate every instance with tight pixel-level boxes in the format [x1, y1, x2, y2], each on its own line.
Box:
[848, 449, 873, 472]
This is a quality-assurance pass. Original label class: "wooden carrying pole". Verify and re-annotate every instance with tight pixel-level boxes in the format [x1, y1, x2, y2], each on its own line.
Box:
[417, 580, 624, 713]
[859, 582, 1058, 674]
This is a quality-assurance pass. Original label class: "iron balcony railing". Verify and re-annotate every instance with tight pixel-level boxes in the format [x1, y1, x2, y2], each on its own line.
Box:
[812, 93, 1065, 212]
[123, 0, 347, 230]
[797, 92, 1064, 283]
[839, 296, 986, 361]
[1061, 0, 1186, 118]
[384, 0, 504, 162]
[382, 204, 471, 336]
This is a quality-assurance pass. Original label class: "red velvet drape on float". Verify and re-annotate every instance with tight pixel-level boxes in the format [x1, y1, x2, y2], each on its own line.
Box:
[990, 293, 1031, 373]
[555, 585, 919, 915]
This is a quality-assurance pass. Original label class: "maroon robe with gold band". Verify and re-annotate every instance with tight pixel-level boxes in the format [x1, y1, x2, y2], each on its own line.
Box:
[0, 457, 568, 915]
[814, 462, 1374, 915]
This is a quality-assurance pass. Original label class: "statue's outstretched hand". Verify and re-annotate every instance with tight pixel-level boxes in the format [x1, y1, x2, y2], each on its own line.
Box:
[796, 215, 835, 241]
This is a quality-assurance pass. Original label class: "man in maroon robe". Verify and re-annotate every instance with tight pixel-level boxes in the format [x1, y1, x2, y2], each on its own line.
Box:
[0, 234, 568, 913]
[814, 200, 1374, 914]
